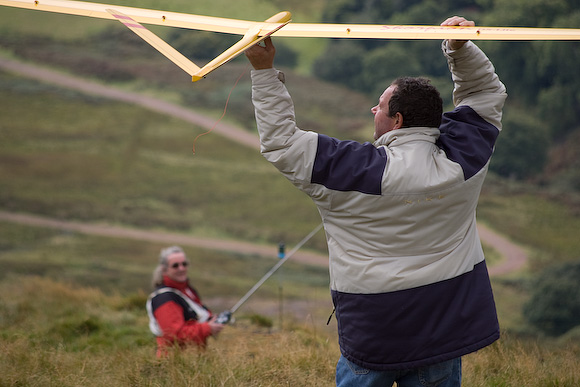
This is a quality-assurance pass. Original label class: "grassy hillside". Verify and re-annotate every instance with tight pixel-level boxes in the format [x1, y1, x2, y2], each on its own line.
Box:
[0, 71, 328, 247]
[1, 1, 580, 384]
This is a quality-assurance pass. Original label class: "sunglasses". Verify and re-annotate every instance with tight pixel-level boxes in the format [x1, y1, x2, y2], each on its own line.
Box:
[170, 261, 189, 269]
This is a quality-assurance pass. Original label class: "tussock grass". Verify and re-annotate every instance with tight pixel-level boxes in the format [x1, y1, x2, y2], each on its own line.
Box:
[0, 275, 337, 386]
[1, 276, 579, 386]
[464, 334, 580, 387]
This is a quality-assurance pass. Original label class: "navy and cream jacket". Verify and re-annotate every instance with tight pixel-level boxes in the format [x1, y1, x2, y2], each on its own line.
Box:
[250, 40, 507, 370]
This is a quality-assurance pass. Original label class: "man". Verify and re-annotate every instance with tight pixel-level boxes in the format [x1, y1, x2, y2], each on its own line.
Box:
[245, 15, 506, 386]
[147, 246, 224, 357]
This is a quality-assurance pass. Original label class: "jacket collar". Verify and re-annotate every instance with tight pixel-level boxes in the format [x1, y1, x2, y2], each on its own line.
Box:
[162, 274, 189, 291]
[373, 126, 440, 148]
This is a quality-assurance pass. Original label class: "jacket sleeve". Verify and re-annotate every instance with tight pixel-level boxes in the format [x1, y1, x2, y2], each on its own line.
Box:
[443, 40, 507, 130]
[154, 301, 212, 346]
[250, 69, 321, 195]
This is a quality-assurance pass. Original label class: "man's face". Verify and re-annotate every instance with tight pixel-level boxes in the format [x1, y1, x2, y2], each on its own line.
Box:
[164, 252, 189, 283]
[371, 85, 398, 140]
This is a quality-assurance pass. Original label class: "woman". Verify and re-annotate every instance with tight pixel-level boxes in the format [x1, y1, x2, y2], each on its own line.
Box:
[147, 246, 224, 357]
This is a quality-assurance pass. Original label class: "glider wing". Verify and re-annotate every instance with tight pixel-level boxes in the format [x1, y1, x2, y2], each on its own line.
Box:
[190, 12, 291, 81]
[0, 0, 273, 34]
[107, 8, 290, 81]
[107, 9, 201, 77]
[279, 23, 580, 41]
[2, 0, 580, 81]
[2, 0, 580, 41]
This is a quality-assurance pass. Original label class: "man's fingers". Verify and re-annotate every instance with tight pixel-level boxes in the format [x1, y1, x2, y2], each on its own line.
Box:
[245, 37, 276, 69]
[440, 16, 474, 27]
[263, 37, 274, 50]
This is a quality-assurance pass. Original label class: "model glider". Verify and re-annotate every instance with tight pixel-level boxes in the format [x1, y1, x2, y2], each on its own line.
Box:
[2, 0, 580, 81]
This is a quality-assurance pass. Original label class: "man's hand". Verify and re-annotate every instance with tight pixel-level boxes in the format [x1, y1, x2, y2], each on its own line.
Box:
[245, 37, 276, 70]
[440, 16, 475, 50]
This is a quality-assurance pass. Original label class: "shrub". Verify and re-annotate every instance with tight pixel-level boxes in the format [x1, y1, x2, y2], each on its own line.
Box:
[523, 260, 580, 336]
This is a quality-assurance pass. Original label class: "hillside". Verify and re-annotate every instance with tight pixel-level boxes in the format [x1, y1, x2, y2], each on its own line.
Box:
[1, 2, 580, 384]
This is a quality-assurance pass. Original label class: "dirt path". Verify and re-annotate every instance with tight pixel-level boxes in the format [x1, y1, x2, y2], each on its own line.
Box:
[0, 57, 260, 150]
[478, 223, 527, 275]
[0, 210, 328, 267]
[0, 56, 527, 275]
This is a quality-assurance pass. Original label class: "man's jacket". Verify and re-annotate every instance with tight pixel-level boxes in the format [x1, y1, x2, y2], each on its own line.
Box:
[250, 41, 507, 370]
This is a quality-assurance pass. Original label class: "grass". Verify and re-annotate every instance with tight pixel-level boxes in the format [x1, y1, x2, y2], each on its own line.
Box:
[0, 72, 329, 250]
[0, 221, 331, 304]
[1, 275, 579, 387]
[463, 334, 580, 387]
[479, 187, 580, 271]
[0, 277, 338, 386]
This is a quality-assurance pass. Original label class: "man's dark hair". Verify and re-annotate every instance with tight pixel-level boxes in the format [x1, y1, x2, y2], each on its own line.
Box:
[388, 77, 443, 128]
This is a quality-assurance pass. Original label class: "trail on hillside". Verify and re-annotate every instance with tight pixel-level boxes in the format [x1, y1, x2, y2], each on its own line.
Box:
[0, 56, 527, 276]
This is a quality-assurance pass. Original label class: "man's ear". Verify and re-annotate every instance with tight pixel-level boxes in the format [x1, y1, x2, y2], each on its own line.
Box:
[393, 112, 404, 130]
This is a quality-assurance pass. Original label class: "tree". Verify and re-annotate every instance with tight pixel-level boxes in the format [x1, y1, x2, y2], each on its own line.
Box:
[523, 261, 580, 336]
[360, 43, 422, 95]
[490, 107, 550, 179]
[312, 41, 366, 91]
[480, 3, 580, 139]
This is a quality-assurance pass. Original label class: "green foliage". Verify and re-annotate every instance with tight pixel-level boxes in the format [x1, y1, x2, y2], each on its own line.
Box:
[537, 80, 580, 139]
[248, 313, 274, 328]
[321, 0, 432, 23]
[523, 261, 580, 336]
[313, 0, 476, 93]
[312, 41, 366, 91]
[479, 3, 580, 141]
[541, 130, 580, 191]
[360, 43, 421, 94]
[482, 0, 570, 27]
[490, 107, 550, 179]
